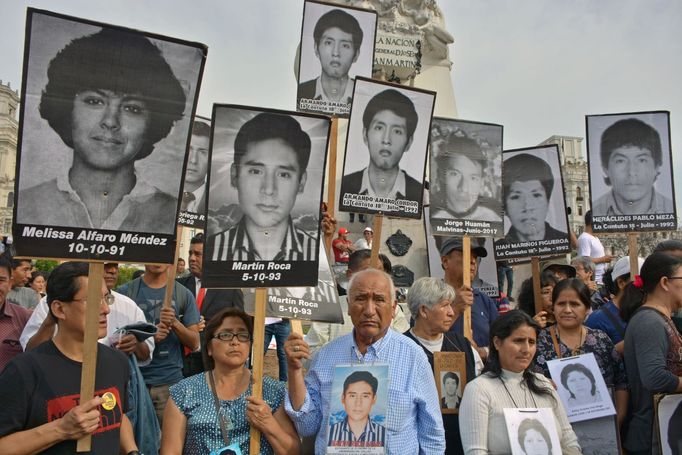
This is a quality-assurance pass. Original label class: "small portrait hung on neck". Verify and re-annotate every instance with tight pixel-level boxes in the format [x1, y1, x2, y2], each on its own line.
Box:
[297, 1, 377, 118]
[13, 9, 206, 263]
[178, 115, 211, 228]
[203, 105, 330, 288]
[338, 77, 436, 219]
[503, 409, 562, 455]
[429, 118, 504, 237]
[586, 111, 677, 232]
[493, 145, 571, 260]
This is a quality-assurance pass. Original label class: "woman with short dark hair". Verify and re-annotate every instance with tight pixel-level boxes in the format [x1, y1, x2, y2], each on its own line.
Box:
[161, 308, 300, 454]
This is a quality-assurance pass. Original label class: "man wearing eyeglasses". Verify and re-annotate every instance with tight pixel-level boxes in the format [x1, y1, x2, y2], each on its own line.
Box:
[0, 262, 139, 454]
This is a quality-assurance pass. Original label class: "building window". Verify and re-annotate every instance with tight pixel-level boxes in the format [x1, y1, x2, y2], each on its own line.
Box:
[578, 205, 583, 216]
[576, 186, 583, 201]
[6, 192, 13, 208]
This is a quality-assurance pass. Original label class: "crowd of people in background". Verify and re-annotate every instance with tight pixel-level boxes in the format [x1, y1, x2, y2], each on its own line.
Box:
[0, 208, 681, 454]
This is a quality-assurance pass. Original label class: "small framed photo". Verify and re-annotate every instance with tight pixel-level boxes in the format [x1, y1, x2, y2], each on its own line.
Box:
[434, 351, 466, 414]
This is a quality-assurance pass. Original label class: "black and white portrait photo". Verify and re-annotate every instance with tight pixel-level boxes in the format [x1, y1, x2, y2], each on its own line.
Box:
[178, 115, 211, 228]
[430, 118, 503, 237]
[657, 393, 682, 455]
[586, 111, 677, 232]
[203, 105, 330, 288]
[297, 1, 377, 118]
[547, 353, 615, 423]
[13, 9, 206, 263]
[339, 77, 435, 219]
[503, 409, 562, 455]
[494, 146, 571, 260]
[439, 371, 462, 411]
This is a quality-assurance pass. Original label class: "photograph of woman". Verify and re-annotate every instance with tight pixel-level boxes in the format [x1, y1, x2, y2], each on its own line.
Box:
[458, 310, 581, 454]
[559, 363, 602, 407]
[517, 418, 553, 455]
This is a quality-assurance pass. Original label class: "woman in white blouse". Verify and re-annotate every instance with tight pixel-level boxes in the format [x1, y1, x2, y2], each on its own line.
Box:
[459, 310, 581, 454]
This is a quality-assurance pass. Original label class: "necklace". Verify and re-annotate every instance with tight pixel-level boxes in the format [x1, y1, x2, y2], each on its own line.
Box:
[499, 377, 538, 408]
[556, 326, 584, 357]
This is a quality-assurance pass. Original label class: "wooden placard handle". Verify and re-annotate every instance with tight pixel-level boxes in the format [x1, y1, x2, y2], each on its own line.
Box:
[462, 236, 472, 341]
[531, 257, 543, 315]
[76, 262, 104, 452]
[163, 225, 184, 309]
[325, 118, 338, 253]
[290, 319, 303, 336]
[249, 288, 267, 454]
[370, 214, 384, 270]
[628, 233, 638, 278]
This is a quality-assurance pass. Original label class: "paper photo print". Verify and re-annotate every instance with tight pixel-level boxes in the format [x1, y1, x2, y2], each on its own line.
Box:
[656, 393, 682, 455]
[429, 118, 504, 237]
[493, 146, 571, 260]
[13, 9, 206, 263]
[297, 0, 377, 118]
[547, 353, 616, 423]
[586, 111, 677, 232]
[327, 364, 389, 454]
[339, 77, 435, 219]
[242, 246, 343, 322]
[203, 105, 330, 288]
[178, 115, 211, 228]
[434, 351, 466, 414]
[503, 408, 562, 455]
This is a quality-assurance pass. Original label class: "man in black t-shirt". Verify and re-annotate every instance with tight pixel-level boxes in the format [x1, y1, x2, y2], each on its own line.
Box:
[0, 262, 138, 454]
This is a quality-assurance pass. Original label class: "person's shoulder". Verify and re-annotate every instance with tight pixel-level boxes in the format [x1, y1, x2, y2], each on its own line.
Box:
[591, 192, 612, 216]
[5, 300, 31, 319]
[298, 78, 317, 98]
[111, 290, 140, 310]
[97, 342, 128, 365]
[262, 375, 286, 396]
[544, 223, 567, 240]
[342, 169, 365, 191]
[387, 330, 429, 359]
[175, 274, 194, 290]
[20, 179, 60, 196]
[171, 371, 205, 392]
[402, 171, 423, 199]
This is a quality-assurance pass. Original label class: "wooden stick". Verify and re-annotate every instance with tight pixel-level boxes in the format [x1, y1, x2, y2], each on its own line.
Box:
[370, 214, 384, 270]
[531, 257, 543, 315]
[76, 262, 104, 452]
[325, 118, 339, 252]
[628, 233, 638, 278]
[462, 236, 472, 341]
[163, 225, 184, 309]
[249, 288, 267, 454]
[290, 319, 303, 336]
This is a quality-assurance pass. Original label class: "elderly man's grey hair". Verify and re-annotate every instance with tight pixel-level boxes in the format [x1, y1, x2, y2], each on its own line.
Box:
[571, 256, 595, 275]
[347, 268, 396, 304]
[407, 277, 456, 319]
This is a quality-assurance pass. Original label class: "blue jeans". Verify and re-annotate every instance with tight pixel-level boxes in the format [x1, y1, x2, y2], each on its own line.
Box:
[497, 265, 514, 297]
[263, 320, 291, 381]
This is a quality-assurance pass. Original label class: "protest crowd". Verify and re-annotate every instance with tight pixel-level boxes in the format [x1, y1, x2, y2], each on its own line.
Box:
[1, 3, 681, 455]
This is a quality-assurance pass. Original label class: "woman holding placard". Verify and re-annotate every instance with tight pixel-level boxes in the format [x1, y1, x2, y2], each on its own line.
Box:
[532, 278, 628, 427]
[459, 310, 580, 454]
[620, 252, 682, 455]
[160, 308, 300, 455]
[403, 277, 480, 455]
[517, 270, 558, 328]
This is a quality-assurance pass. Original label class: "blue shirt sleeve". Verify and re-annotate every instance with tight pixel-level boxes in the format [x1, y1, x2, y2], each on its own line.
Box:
[179, 289, 200, 326]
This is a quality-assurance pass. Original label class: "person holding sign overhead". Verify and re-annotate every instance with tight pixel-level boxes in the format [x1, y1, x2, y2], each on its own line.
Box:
[17, 28, 186, 234]
[207, 113, 317, 262]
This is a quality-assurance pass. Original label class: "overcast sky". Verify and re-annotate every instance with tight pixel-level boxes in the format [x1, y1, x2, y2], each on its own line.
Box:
[1, 0, 680, 211]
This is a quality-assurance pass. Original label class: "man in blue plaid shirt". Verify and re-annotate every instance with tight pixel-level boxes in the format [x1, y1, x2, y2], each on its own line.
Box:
[284, 268, 445, 454]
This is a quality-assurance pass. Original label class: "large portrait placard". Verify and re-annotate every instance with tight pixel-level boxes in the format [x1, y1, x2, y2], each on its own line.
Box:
[297, 0, 377, 118]
[13, 9, 206, 263]
[547, 353, 616, 423]
[586, 111, 677, 232]
[203, 105, 330, 288]
[327, 364, 389, 454]
[338, 77, 435, 219]
[493, 146, 571, 260]
[503, 408, 562, 455]
[656, 393, 682, 455]
[242, 247, 343, 322]
[429, 118, 504, 237]
[178, 115, 211, 228]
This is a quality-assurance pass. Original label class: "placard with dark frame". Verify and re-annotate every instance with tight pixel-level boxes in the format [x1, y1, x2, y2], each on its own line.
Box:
[12, 8, 206, 263]
[586, 110, 677, 232]
[296, 0, 377, 118]
[203, 105, 330, 288]
[338, 77, 435, 219]
[429, 118, 504, 237]
[493, 145, 571, 260]
[178, 115, 211, 228]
